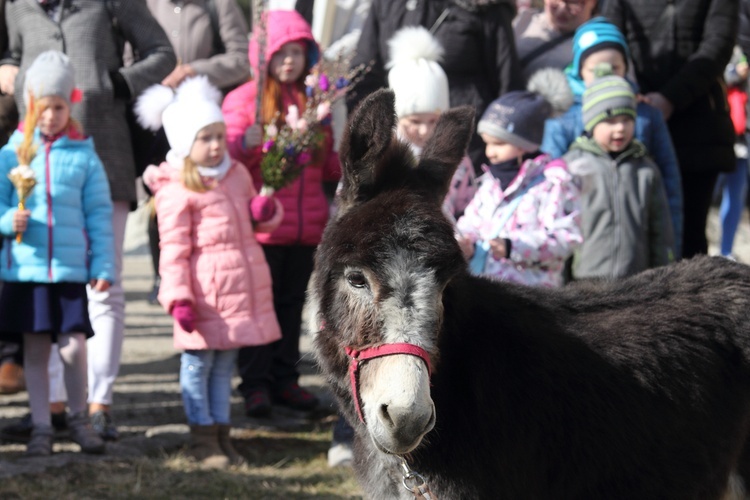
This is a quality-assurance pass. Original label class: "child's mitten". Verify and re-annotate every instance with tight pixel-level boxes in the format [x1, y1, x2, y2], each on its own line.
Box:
[171, 300, 196, 332]
[250, 195, 277, 223]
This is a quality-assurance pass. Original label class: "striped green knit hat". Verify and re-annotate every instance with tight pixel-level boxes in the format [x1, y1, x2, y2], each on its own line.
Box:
[582, 63, 636, 133]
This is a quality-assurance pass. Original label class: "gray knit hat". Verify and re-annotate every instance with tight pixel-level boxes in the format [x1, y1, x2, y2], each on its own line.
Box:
[477, 68, 573, 151]
[582, 64, 636, 133]
[23, 51, 79, 107]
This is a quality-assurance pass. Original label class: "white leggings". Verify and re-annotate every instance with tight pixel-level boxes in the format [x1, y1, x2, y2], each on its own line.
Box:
[47, 201, 128, 407]
[25, 333, 87, 426]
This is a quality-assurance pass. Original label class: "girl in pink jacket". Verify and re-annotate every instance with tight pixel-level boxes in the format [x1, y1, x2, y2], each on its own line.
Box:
[137, 76, 283, 469]
[222, 10, 339, 417]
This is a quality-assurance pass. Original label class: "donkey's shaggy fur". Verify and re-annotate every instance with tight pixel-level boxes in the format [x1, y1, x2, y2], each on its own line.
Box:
[308, 90, 750, 499]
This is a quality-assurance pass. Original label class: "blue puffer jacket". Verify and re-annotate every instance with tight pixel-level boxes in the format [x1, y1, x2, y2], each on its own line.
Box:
[542, 94, 684, 259]
[0, 129, 115, 284]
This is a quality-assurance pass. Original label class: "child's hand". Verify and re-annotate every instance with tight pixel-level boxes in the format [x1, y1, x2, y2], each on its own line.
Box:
[249, 194, 276, 222]
[244, 125, 263, 149]
[12, 209, 30, 233]
[89, 279, 111, 292]
[456, 236, 474, 259]
[489, 238, 508, 260]
[171, 300, 196, 333]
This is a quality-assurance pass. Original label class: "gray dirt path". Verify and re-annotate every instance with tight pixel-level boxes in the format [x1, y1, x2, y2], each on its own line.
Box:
[0, 203, 334, 477]
[1, 203, 749, 476]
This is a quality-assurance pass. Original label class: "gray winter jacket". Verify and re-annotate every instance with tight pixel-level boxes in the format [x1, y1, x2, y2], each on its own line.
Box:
[144, 0, 250, 91]
[563, 137, 675, 280]
[1, 0, 176, 202]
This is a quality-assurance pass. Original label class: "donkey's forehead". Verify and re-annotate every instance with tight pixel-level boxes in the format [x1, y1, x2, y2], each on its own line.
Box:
[334, 194, 455, 258]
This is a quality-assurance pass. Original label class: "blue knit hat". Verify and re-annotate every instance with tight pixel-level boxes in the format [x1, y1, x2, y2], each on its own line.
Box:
[571, 17, 630, 78]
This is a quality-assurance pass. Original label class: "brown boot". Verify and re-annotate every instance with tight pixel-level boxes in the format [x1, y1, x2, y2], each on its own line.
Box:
[188, 425, 229, 469]
[0, 362, 25, 395]
[217, 424, 246, 466]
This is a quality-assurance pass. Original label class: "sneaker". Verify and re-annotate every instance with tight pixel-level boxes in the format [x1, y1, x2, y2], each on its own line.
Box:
[68, 412, 105, 454]
[244, 389, 272, 418]
[0, 412, 68, 443]
[327, 441, 354, 468]
[25, 425, 54, 457]
[90, 410, 119, 441]
[271, 382, 319, 411]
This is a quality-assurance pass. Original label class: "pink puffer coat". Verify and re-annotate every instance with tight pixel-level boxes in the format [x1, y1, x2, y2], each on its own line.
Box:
[144, 158, 282, 351]
[223, 9, 340, 246]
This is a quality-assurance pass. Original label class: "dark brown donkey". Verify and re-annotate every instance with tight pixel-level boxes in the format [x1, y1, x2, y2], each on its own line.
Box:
[307, 89, 750, 499]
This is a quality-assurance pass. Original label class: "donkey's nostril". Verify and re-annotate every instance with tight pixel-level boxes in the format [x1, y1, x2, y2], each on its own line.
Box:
[379, 404, 394, 428]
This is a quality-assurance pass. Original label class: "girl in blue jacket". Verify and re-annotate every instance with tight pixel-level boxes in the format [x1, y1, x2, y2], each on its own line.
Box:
[0, 52, 114, 457]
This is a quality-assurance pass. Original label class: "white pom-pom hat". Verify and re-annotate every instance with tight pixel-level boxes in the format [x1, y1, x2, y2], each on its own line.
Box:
[386, 26, 450, 118]
[135, 76, 225, 160]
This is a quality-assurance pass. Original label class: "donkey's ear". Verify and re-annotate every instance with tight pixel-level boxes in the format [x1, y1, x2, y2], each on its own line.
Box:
[417, 106, 476, 199]
[338, 89, 397, 205]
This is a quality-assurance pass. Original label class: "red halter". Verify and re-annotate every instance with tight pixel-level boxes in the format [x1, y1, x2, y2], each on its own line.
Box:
[345, 344, 432, 424]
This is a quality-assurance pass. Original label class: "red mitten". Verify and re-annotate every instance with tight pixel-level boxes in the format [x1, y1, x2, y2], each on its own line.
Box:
[250, 195, 276, 223]
[171, 301, 196, 332]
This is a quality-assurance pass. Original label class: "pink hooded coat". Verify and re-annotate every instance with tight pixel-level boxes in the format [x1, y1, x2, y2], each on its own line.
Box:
[144, 158, 282, 351]
[222, 10, 340, 246]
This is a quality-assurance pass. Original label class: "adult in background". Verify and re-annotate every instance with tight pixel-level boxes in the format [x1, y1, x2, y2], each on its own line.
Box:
[0, 0, 23, 397]
[513, 0, 597, 84]
[0, 0, 176, 441]
[142, 0, 251, 304]
[347, 0, 522, 170]
[602, 0, 739, 258]
[738, 0, 750, 213]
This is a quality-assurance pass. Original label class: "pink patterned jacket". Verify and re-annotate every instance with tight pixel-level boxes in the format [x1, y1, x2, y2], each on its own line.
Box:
[456, 154, 583, 287]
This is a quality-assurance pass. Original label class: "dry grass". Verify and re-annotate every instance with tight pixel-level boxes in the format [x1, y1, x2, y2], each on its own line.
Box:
[0, 428, 363, 499]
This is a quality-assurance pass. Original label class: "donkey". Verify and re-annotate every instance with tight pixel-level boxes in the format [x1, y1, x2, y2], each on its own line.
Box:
[307, 89, 750, 499]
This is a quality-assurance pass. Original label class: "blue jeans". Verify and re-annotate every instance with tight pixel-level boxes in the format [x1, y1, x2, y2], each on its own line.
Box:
[718, 154, 749, 256]
[180, 349, 238, 426]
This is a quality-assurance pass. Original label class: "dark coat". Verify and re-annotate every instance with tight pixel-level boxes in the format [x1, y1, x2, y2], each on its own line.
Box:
[602, 0, 739, 173]
[347, 0, 522, 168]
[0, 0, 17, 146]
[1, 0, 176, 202]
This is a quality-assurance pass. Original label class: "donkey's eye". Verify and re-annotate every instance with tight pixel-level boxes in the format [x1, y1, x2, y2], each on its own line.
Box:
[347, 272, 368, 289]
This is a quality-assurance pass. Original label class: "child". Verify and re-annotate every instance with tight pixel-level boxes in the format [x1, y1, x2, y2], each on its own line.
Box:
[541, 17, 683, 258]
[387, 26, 477, 221]
[222, 10, 339, 417]
[138, 76, 284, 468]
[0, 51, 113, 456]
[563, 67, 675, 280]
[456, 68, 583, 288]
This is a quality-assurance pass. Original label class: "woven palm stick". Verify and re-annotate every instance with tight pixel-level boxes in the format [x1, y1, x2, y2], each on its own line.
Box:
[253, 0, 267, 124]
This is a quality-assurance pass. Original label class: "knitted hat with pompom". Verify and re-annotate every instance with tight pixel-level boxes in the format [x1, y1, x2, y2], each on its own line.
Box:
[477, 68, 573, 151]
[582, 63, 636, 134]
[135, 76, 224, 160]
[386, 26, 450, 118]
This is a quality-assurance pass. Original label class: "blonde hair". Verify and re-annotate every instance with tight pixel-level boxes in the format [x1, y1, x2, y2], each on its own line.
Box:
[180, 156, 210, 193]
[17, 93, 82, 165]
